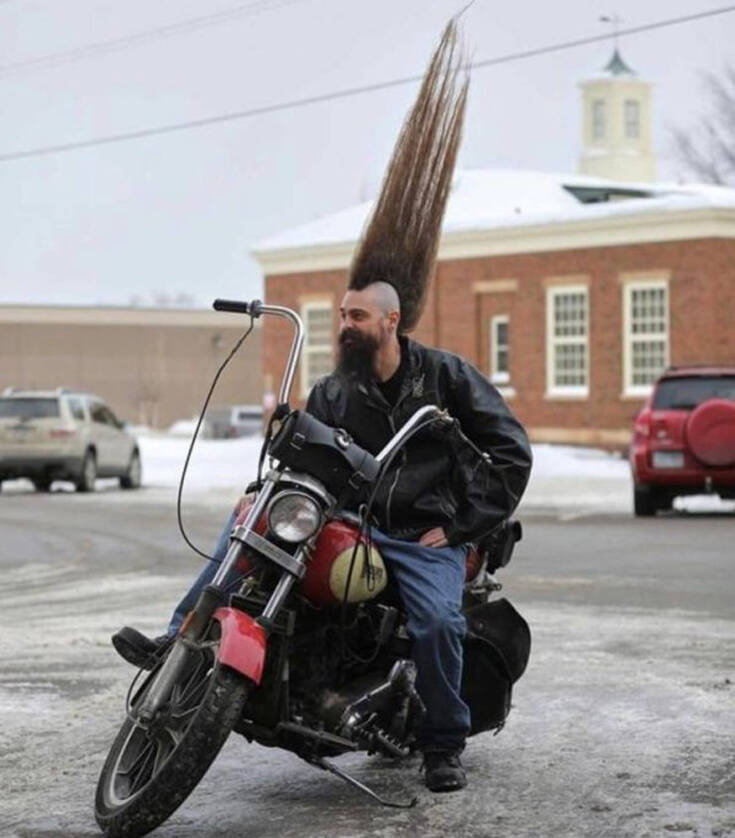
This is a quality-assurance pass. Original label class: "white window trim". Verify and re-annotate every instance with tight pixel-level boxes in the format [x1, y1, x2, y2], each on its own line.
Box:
[300, 300, 333, 399]
[622, 278, 669, 398]
[546, 284, 589, 399]
[489, 314, 510, 385]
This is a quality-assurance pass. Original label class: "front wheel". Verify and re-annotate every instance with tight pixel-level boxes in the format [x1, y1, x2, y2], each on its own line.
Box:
[95, 643, 249, 838]
[120, 451, 142, 489]
[76, 450, 97, 493]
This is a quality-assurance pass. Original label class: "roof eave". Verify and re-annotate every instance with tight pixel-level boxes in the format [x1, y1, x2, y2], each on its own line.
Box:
[253, 205, 735, 277]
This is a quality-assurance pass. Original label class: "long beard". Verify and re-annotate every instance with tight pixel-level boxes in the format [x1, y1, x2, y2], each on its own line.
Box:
[336, 328, 381, 382]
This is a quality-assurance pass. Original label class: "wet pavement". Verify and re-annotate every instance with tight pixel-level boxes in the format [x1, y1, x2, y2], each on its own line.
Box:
[1, 489, 733, 838]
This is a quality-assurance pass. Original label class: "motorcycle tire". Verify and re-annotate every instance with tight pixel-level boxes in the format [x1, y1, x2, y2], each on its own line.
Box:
[95, 644, 249, 838]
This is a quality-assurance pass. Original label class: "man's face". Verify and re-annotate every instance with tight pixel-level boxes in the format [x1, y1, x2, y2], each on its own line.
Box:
[339, 289, 390, 345]
[337, 289, 391, 379]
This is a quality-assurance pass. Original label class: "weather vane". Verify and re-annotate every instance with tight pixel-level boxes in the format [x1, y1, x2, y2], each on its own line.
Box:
[599, 13, 622, 48]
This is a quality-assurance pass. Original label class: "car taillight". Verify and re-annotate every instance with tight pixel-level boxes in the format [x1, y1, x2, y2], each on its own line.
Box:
[49, 428, 76, 438]
[634, 411, 651, 438]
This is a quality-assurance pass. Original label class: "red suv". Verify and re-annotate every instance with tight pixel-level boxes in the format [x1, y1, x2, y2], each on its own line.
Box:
[630, 366, 735, 516]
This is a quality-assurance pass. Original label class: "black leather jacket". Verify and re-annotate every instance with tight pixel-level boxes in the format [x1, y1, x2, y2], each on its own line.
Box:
[305, 337, 532, 546]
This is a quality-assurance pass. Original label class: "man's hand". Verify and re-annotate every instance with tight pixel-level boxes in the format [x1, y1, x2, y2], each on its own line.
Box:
[419, 527, 449, 548]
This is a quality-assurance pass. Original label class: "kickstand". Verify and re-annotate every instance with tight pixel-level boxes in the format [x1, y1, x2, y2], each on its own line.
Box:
[314, 756, 417, 809]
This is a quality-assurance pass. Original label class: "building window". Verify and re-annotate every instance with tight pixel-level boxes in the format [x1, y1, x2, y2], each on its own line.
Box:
[592, 99, 606, 140]
[547, 286, 589, 397]
[300, 301, 334, 397]
[625, 99, 640, 139]
[624, 282, 669, 396]
[489, 315, 510, 385]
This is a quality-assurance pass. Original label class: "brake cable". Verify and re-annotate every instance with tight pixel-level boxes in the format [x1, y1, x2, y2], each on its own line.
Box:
[176, 314, 256, 562]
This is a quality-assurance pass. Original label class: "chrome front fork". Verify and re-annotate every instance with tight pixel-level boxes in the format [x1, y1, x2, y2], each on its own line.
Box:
[134, 471, 290, 723]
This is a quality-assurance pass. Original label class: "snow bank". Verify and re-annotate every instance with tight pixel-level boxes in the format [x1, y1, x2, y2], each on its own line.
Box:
[138, 430, 263, 491]
[3, 431, 732, 514]
[138, 434, 734, 514]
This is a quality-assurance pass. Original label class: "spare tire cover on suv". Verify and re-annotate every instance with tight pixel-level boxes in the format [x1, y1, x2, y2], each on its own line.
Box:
[685, 398, 735, 467]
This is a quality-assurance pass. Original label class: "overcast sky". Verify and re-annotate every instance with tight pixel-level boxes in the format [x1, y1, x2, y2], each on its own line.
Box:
[1, 0, 732, 308]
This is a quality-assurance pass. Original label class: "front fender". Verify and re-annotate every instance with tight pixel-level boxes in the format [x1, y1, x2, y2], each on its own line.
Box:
[213, 607, 267, 685]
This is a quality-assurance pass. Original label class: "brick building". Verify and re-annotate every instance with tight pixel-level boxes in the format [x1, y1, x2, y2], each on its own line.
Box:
[251, 51, 735, 447]
[253, 169, 735, 447]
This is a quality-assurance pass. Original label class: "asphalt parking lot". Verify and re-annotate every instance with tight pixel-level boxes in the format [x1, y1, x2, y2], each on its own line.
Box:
[1, 487, 734, 838]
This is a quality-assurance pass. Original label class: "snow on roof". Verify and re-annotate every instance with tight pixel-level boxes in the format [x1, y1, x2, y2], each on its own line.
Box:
[252, 168, 735, 256]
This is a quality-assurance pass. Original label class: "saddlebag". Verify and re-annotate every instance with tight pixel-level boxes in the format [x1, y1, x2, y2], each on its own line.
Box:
[461, 598, 531, 734]
[269, 410, 380, 498]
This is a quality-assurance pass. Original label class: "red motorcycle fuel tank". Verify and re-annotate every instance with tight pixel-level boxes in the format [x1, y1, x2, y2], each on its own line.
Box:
[300, 520, 387, 607]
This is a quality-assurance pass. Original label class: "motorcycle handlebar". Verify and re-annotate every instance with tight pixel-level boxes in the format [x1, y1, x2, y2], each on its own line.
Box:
[212, 298, 304, 408]
[213, 298, 263, 317]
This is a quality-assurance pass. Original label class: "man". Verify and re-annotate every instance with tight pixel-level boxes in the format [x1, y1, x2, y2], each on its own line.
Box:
[114, 280, 531, 792]
[113, 19, 532, 792]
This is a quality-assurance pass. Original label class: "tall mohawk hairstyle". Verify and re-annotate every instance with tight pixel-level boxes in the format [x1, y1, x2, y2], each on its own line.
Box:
[348, 19, 469, 333]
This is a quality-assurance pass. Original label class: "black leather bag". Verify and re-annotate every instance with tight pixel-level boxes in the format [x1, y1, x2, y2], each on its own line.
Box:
[476, 520, 523, 573]
[269, 410, 380, 498]
[460, 598, 531, 734]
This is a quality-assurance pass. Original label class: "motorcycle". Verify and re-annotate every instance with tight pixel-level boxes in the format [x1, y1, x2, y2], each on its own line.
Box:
[94, 299, 531, 837]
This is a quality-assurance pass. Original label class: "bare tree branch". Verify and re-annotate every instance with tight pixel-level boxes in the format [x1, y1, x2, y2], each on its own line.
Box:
[671, 64, 735, 185]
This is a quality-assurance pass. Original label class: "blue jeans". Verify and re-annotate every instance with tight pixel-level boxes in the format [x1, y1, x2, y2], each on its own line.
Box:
[369, 528, 471, 753]
[167, 516, 471, 752]
[167, 509, 237, 635]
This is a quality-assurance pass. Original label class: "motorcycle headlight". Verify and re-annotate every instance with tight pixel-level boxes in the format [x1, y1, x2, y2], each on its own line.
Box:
[267, 491, 322, 543]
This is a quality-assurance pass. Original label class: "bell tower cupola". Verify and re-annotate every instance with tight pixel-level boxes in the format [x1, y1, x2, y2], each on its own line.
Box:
[578, 47, 656, 182]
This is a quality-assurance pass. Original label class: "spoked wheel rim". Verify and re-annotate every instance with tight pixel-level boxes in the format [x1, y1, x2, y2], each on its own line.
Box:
[103, 646, 215, 808]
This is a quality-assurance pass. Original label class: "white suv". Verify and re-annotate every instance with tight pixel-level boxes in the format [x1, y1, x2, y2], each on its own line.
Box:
[0, 388, 141, 492]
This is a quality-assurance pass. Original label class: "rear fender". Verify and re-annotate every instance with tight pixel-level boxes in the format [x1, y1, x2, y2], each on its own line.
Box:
[213, 607, 267, 685]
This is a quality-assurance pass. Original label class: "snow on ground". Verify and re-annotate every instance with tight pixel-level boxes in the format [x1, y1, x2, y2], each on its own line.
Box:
[526, 444, 734, 514]
[138, 430, 263, 490]
[3, 430, 733, 514]
[144, 434, 634, 505]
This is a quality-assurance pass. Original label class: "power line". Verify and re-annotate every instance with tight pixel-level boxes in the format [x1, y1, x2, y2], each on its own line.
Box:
[471, 5, 735, 70]
[0, 0, 308, 77]
[1, 4, 734, 164]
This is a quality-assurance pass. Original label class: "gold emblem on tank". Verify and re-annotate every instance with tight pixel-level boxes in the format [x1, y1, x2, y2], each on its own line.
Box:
[328, 543, 387, 603]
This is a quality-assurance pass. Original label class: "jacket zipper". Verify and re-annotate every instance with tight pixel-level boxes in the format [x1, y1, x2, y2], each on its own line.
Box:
[385, 374, 426, 530]
[365, 367, 420, 533]
[385, 410, 412, 533]
[385, 414, 401, 532]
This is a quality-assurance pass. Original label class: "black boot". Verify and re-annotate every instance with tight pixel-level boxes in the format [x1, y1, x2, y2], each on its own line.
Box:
[112, 627, 171, 669]
[422, 750, 467, 793]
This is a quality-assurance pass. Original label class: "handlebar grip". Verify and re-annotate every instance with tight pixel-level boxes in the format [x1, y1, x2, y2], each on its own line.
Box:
[212, 298, 262, 316]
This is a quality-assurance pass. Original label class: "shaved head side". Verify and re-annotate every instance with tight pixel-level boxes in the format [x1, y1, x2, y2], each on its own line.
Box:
[367, 281, 401, 318]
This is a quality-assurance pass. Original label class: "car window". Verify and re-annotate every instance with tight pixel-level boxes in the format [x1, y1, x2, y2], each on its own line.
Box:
[67, 397, 86, 421]
[236, 409, 260, 422]
[653, 376, 735, 410]
[102, 406, 120, 427]
[0, 397, 60, 418]
[90, 402, 110, 424]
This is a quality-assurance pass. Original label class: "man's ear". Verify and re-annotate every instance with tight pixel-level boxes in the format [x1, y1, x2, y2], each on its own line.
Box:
[388, 309, 400, 333]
